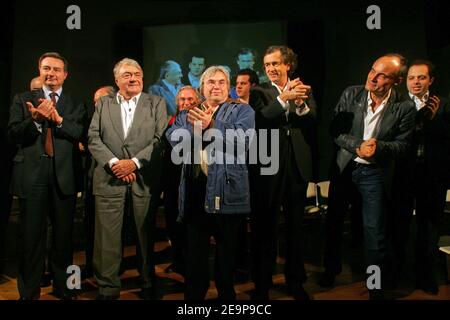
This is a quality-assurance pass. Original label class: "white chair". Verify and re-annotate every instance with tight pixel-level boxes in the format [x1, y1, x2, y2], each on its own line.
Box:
[317, 181, 330, 198]
[316, 181, 330, 211]
[445, 189, 450, 214]
[439, 246, 450, 255]
[304, 182, 329, 216]
[305, 182, 320, 215]
[439, 190, 450, 254]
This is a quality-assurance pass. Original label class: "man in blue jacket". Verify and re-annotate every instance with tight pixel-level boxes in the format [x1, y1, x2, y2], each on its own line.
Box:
[166, 66, 255, 300]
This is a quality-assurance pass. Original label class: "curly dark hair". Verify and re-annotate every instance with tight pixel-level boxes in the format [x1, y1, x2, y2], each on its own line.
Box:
[264, 45, 298, 75]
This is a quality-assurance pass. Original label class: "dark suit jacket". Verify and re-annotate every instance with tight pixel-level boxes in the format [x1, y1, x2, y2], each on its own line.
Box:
[404, 93, 450, 185]
[7, 88, 86, 197]
[249, 82, 317, 182]
[330, 85, 416, 193]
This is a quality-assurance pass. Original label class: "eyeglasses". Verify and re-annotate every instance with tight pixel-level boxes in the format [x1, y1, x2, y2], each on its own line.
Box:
[204, 79, 227, 87]
[121, 72, 143, 80]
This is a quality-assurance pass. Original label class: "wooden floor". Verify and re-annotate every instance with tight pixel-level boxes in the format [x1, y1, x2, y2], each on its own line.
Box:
[1, 204, 450, 300]
[1, 239, 450, 300]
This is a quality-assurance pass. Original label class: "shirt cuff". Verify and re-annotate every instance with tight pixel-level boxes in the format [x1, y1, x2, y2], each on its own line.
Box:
[108, 157, 119, 168]
[56, 119, 63, 128]
[132, 157, 141, 169]
[277, 96, 289, 110]
[34, 121, 42, 133]
[295, 102, 310, 117]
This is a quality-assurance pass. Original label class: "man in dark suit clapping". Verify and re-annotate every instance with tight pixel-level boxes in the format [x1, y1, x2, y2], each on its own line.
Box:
[250, 45, 317, 300]
[7, 52, 85, 300]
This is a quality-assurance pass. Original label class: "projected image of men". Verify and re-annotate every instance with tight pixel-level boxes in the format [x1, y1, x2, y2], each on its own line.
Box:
[235, 48, 268, 86]
[236, 48, 256, 70]
[149, 60, 184, 116]
[183, 55, 205, 89]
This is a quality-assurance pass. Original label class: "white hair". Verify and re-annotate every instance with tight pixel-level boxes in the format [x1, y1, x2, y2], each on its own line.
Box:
[113, 58, 143, 79]
[199, 65, 230, 96]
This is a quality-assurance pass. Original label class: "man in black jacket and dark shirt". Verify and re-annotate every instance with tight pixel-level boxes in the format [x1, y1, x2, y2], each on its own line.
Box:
[402, 60, 450, 295]
[250, 45, 317, 300]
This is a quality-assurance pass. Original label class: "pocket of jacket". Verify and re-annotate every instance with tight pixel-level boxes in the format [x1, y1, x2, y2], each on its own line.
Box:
[223, 168, 249, 205]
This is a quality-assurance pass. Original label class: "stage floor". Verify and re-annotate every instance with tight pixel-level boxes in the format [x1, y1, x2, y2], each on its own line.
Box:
[1, 239, 450, 300]
[1, 206, 450, 300]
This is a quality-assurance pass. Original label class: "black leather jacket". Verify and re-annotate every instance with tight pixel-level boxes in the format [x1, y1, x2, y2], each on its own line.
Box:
[330, 85, 416, 192]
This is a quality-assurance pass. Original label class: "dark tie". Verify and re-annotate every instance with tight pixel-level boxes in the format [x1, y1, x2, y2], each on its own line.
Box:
[45, 92, 57, 157]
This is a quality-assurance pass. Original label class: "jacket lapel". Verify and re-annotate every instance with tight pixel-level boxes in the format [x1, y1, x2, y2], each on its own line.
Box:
[376, 89, 402, 139]
[56, 91, 66, 113]
[268, 85, 279, 101]
[376, 101, 396, 139]
[109, 97, 125, 142]
[352, 90, 367, 139]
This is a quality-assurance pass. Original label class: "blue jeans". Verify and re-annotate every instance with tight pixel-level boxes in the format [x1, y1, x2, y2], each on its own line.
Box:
[352, 164, 389, 279]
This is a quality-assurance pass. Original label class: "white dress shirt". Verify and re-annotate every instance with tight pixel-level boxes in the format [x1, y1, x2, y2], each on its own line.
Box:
[108, 92, 142, 169]
[409, 90, 429, 110]
[354, 90, 391, 164]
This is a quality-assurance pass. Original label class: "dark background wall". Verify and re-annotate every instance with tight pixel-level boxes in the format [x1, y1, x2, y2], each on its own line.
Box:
[2, 0, 449, 180]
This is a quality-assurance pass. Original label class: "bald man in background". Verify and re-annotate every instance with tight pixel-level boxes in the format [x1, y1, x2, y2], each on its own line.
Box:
[30, 76, 43, 91]
[325, 53, 416, 299]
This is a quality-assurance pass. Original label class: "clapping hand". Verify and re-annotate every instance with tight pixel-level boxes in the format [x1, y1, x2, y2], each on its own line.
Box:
[187, 105, 214, 129]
